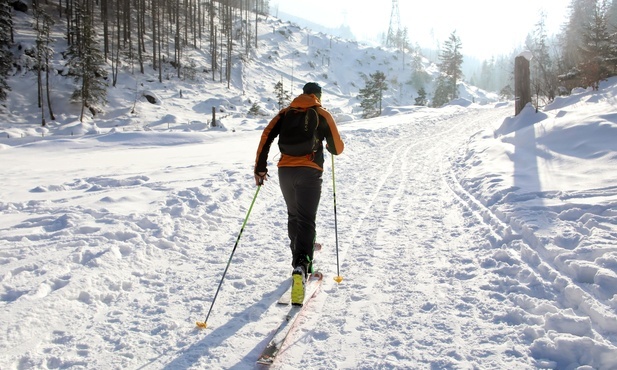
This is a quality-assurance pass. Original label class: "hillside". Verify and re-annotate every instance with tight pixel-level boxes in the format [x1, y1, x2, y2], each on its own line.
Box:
[0, 3, 497, 136]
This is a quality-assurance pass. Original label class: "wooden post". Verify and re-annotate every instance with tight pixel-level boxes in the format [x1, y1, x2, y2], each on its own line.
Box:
[515, 54, 531, 116]
[211, 106, 216, 127]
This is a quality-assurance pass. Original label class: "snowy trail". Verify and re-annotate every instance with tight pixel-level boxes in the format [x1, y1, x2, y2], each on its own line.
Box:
[3, 103, 616, 369]
[1, 106, 525, 370]
[272, 104, 534, 369]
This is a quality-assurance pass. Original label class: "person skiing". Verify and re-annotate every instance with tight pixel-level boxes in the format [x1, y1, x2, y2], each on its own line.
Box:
[254, 82, 344, 305]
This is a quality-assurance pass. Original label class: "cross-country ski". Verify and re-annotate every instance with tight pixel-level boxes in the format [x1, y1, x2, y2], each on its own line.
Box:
[257, 272, 324, 366]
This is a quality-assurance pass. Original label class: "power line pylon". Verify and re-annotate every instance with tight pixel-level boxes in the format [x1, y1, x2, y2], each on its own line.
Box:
[386, 0, 401, 47]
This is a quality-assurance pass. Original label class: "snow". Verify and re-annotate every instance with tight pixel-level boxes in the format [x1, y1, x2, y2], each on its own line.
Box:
[1, 10, 617, 370]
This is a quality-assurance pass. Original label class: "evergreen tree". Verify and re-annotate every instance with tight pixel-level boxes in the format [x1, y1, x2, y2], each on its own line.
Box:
[560, 0, 597, 74]
[67, 0, 108, 122]
[248, 102, 261, 116]
[431, 75, 451, 107]
[0, 0, 13, 102]
[274, 80, 290, 109]
[527, 12, 558, 103]
[414, 87, 427, 106]
[578, 0, 612, 89]
[607, 0, 617, 30]
[433, 30, 463, 105]
[608, 0, 617, 72]
[409, 52, 431, 91]
[358, 71, 388, 119]
[478, 58, 496, 92]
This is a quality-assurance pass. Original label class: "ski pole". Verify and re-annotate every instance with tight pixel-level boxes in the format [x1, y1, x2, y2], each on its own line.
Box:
[331, 155, 343, 283]
[196, 185, 261, 329]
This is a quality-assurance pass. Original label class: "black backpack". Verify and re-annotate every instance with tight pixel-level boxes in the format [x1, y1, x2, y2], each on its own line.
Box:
[278, 107, 320, 156]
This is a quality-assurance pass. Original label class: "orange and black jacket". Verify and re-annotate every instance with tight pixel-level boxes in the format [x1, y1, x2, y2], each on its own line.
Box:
[254, 93, 344, 174]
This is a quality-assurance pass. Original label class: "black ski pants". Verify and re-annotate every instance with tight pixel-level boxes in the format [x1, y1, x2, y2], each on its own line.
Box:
[278, 166, 322, 270]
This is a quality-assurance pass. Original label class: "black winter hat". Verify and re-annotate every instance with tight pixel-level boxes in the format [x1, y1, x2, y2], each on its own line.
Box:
[303, 82, 322, 98]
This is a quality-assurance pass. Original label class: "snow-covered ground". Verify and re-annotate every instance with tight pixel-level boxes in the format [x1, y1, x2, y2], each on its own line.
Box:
[1, 6, 616, 370]
[1, 76, 617, 368]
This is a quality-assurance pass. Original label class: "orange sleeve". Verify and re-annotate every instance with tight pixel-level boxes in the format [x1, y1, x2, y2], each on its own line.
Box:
[254, 111, 284, 173]
[317, 107, 344, 155]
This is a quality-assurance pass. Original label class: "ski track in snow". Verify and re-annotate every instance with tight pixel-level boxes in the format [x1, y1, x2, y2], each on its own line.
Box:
[285, 105, 534, 369]
[1, 104, 616, 369]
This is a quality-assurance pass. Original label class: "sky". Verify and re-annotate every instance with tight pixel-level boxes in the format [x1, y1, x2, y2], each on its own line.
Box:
[272, 0, 571, 59]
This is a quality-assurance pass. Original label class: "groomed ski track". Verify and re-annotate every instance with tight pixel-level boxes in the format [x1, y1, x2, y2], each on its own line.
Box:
[294, 104, 532, 369]
[237, 103, 534, 369]
[143, 104, 527, 369]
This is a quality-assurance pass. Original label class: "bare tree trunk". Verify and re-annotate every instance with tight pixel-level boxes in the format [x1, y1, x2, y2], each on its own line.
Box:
[176, 0, 181, 78]
[38, 57, 45, 126]
[45, 62, 54, 120]
[35, 12, 42, 110]
[152, 0, 157, 71]
[137, 0, 144, 73]
[66, 0, 72, 45]
[197, 0, 202, 47]
[212, 25, 217, 81]
[219, 27, 223, 82]
[227, 12, 232, 88]
[123, 0, 130, 44]
[79, 91, 85, 122]
[164, 0, 169, 58]
[192, 0, 196, 47]
[111, 19, 119, 86]
[158, 0, 162, 82]
[101, 0, 108, 59]
[115, 0, 121, 62]
[45, 36, 55, 121]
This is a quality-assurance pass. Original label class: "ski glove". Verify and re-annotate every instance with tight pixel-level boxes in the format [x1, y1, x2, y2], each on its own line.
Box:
[255, 172, 268, 186]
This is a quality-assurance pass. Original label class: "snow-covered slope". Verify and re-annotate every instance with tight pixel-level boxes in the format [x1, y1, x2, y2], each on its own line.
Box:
[0, 7, 496, 133]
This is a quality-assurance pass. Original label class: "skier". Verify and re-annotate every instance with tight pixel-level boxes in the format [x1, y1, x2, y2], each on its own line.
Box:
[254, 82, 344, 305]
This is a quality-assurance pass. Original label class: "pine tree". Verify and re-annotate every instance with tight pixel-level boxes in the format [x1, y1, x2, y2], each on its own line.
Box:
[248, 102, 261, 116]
[414, 87, 427, 106]
[478, 58, 496, 92]
[578, 0, 612, 89]
[431, 75, 451, 107]
[607, 0, 617, 26]
[358, 71, 388, 118]
[527, 11, 558, 103]
[409, 52, 431, 91]
[433, 30, 463, 105]
[0, 0, 13, 102]
[67, 0, 108, 122]
[274, 81, 290, 109]
[561, 0, 597, 72]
